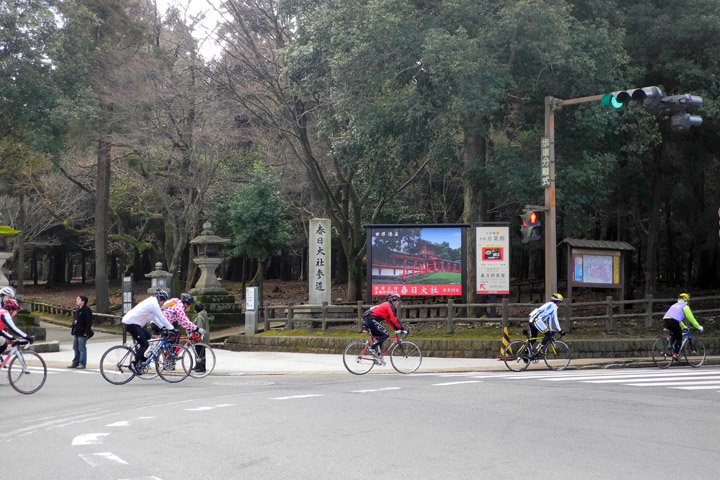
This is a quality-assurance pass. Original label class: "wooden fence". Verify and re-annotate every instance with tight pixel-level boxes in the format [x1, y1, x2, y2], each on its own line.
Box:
[260, 294, 720, 334]
[29, 294, 720, 335]
[29, 301, 123, 326]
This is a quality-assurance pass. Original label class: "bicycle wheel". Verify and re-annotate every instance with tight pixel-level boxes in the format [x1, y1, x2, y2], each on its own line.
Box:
[100, 345, 136, 385]
[188, 343, 216, 378]
[343, 340, 375, 375]
[544, 340, 571, 371]
[390, 341, 422, 374]
[156, 344, 193, 383]
[8, 350, 47, 394]
[684, 338, 706, 368]
[502, 340, 531, 372]
[651, 336, 674, 369]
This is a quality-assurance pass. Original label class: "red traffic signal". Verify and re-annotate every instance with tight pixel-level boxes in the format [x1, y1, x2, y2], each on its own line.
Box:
[518, 210, 542, 243]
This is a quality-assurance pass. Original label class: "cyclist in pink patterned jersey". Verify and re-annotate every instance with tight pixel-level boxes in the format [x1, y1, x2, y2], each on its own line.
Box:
[162, 293, 204, 338]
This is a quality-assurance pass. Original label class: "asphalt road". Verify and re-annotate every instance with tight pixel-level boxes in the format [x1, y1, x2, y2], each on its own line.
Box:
[4, 364, 720, 479]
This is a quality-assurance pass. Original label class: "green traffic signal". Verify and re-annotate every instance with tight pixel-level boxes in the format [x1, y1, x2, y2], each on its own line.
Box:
[601, 93, 623, 109]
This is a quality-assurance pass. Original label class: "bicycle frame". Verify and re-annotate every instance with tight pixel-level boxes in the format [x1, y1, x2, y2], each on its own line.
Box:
[366, 332, 403, 358]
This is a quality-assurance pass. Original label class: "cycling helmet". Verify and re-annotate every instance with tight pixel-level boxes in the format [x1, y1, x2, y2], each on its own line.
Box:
[679, 293, 690, 302]
[387, 292, 401, 302]
[194, 301, 204, 313]
[4, 298, 20, 312]
[550, 293, 564, 304]
[189, 331, 202, 342]
[0, 286, 15, 298]
[180, 293, 194, 305]
[154, 288, 169, 302]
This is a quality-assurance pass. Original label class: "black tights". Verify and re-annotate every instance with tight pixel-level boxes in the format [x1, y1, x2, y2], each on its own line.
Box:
[663, 318, 683, 352]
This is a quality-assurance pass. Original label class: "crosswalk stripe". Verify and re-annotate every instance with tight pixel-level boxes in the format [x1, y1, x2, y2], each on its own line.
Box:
[624, 380, 720, 387]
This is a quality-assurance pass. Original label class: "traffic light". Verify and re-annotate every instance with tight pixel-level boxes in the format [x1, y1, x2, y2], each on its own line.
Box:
[601, 86, 663, 111]
[518, 209, 542, 243]
[601, 86, 702, 132]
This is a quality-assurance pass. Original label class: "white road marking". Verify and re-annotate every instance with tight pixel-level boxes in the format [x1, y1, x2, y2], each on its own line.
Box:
[270, 394, 323, 400]
[72, 433, 110, 446]
[185, 407, 213, 411]
[625, 380, 720, 387]
[79, 452, 128, 466]
[106, 421, 130, 427]
[433, 381, 484, 386]
[352, 387, 402, 393]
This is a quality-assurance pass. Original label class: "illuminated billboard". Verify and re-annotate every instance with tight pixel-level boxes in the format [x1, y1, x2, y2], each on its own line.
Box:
[365, 224, 467, 299]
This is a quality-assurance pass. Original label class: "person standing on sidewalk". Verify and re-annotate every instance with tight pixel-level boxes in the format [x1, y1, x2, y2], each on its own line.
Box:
[663, 293, 703, 358]
[192, 301, 210, 372]
[68, 295, 93, 369]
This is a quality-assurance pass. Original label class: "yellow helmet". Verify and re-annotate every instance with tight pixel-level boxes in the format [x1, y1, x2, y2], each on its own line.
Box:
[678, 293, 690, 302]
[551, 293, 564, 303]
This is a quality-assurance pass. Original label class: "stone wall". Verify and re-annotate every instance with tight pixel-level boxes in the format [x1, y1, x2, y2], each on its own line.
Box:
[223, 334, 720, 359]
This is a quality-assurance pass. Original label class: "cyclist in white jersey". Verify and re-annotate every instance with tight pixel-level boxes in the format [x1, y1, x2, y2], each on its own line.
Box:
[528, 293, 565, 356]
[121, 288, 176, 374]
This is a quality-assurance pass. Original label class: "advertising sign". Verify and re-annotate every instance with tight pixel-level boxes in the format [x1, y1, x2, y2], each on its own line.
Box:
[365, 225, 467, 298]
[475, 225, 510, 294]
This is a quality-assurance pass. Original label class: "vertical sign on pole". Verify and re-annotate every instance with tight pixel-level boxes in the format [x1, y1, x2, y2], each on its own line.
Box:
[540, 137, 551, 188]
[309, 219, 332, 305]
[122, 276, 134, 314]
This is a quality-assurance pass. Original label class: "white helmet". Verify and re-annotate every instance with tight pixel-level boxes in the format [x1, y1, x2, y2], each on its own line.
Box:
[0, 286, 15, 298]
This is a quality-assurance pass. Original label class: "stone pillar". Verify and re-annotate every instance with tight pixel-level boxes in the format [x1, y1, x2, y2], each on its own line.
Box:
[309, 219, 331, 305]
[245, 286, 259, 334]
[0, 251, 11, 287]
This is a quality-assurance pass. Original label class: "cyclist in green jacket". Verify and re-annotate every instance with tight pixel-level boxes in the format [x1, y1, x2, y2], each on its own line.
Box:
[663, 293, 703, 358]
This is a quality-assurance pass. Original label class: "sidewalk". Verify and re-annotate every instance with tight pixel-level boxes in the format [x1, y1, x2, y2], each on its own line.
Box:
[37, 321, 701, 375]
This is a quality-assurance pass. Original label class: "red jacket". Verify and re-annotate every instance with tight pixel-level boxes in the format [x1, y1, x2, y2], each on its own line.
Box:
[368, 301, 402, 330]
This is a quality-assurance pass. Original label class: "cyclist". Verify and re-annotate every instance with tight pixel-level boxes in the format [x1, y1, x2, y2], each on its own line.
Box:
[0, 298, 34, 355]
[161, 293, 203, 340]
[663, 293, 703, 358]
[528, 293, 565, 357]
[362, 292, 407, 358]
[0, 286, 15, 307]
[121, 288, 177, 374]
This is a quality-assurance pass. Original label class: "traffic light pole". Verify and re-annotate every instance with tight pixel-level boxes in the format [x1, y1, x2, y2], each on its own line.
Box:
[543, 94, 603, 300]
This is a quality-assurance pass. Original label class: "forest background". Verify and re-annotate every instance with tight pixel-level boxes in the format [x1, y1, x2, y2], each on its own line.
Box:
[2, 0, 720, 314]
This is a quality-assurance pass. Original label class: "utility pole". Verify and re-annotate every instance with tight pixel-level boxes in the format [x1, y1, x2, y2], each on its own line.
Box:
[543, 94, 602, 300]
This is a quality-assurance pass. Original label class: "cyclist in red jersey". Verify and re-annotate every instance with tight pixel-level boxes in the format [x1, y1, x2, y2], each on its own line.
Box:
[0, 298, 34, 354]
[362, 292, 407, 357]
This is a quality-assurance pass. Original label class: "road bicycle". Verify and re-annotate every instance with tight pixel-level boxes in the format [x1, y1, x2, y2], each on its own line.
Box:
[99, 330, 194, 385]
[501, 330, 571, 372]
[651, 327, 705, 368]
[0, 338, 47, 394]
[178, 332, 216, 378]
[343, 330, 422, 375]
[128, 333, 216, 380]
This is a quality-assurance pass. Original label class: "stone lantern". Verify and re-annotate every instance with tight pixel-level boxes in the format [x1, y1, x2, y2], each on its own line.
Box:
[0, 226, 20, 287]
[189, 222, 230, 295]
[145, 262, 174, 296]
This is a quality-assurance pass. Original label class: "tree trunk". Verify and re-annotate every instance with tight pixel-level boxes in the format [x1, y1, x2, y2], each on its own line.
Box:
[643, 153, 663, 297]
[94, 121, 111, 313]
[462, 114, 489, 306]
[16, 195, 26, 298]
